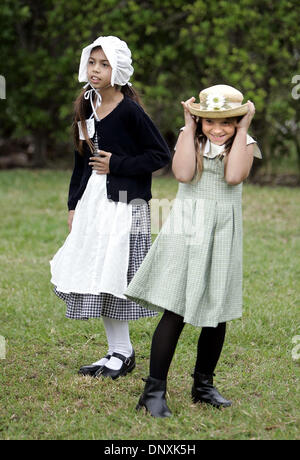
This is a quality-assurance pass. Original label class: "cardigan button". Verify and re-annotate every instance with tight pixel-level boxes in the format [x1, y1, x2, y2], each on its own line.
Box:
[107, 180, 110, 184]
[107, 194, 111, 199]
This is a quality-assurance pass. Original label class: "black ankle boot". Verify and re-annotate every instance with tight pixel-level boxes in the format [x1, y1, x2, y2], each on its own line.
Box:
[136, 376, 172, 418]
[191, 372, 232, 408]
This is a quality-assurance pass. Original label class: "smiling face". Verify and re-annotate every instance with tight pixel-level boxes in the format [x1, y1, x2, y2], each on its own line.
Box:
[201, 117, 237, 145]
[87, 47, 112, 89]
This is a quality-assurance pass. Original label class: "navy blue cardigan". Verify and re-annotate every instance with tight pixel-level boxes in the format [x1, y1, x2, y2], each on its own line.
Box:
[68, 97, 171, 210]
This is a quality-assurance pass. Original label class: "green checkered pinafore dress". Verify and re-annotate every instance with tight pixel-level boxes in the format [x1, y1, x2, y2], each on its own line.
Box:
[126, 156, 243, 327]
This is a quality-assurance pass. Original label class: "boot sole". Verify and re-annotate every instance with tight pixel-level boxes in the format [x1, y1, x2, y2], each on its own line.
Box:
[192, 395, 232, 408]
[136, 402, 144, 411]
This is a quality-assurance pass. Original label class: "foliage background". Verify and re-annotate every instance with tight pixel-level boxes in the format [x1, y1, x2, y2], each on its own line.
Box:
[0, 0, 299, 173]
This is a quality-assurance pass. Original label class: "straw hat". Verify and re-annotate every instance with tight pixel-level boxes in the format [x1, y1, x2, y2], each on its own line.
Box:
[188, 84, 249, 118]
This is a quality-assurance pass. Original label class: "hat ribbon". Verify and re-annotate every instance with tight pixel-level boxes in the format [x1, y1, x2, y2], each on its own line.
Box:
[83, 83, 101, 121]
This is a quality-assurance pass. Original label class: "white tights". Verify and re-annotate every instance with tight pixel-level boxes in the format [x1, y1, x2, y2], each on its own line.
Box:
[92, 317, 133, 370]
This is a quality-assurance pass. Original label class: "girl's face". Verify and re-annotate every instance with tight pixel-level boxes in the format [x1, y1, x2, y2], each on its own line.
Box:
[87, 48, 112, 89]
[201, 118, 237, 145]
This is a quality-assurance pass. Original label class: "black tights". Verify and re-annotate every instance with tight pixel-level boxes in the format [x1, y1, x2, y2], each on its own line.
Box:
[150, 310, 226, 380]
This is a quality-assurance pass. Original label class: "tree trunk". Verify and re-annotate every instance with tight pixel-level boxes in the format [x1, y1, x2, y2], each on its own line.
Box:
[32, 133, 47, 167]
[296, 137, 300, 180]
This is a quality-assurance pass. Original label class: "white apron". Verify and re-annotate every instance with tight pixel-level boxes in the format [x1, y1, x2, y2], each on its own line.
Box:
[50, 171, 132, 299]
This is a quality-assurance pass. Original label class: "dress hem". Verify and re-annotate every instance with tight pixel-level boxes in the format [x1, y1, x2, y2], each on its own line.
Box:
[54, 286, 158, 321]
[125, 292, 242, 328]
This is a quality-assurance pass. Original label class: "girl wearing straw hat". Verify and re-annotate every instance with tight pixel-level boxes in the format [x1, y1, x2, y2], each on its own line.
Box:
[50, 36, 170, 380]
[126, 84, 262, 417]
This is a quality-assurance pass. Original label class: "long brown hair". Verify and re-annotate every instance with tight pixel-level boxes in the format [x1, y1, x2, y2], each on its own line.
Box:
[73, 46, 143, 154]
[193, 116, 241, 181]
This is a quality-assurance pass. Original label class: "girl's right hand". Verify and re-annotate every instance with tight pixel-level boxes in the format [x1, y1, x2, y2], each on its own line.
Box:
[181, 97, 197, 131]
[68, 210, 75, 232]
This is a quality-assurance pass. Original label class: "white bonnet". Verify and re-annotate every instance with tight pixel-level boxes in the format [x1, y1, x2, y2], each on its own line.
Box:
[78, 35, 134, 86]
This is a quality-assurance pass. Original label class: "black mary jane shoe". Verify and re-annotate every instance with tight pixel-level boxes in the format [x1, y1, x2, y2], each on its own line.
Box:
[78, 354, 111, 377]
[94, 350, 135, 380]
[191, 372, 232, 408]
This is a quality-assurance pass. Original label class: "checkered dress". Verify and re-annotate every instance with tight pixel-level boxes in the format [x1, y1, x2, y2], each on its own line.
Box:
[126, 156, 244, 328]
[54, 204, 157, 321]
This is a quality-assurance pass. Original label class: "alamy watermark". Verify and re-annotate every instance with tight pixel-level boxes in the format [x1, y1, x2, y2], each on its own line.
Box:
[292, 335, 300, 361]
[0, 75, 6, 99]
[99, 193, 205, 245]
[0, 335, 5, 359]
[291, 75, 300, 100]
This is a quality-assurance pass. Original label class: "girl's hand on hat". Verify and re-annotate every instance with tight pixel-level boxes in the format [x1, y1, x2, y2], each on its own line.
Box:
[89, 151, 112, 174]
[237, 100, 255, 131]
[181, 97, 197, 132]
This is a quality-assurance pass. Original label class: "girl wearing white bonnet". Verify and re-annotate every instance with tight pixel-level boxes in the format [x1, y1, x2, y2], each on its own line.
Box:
[50, 36, 171, 380]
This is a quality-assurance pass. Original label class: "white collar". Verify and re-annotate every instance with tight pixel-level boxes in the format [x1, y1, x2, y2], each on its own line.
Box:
[204, 135, 262, 159]
[203, 140, 226, 158]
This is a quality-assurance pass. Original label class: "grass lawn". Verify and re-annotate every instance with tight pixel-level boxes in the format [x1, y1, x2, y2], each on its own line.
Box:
[0, 169, 299, 440]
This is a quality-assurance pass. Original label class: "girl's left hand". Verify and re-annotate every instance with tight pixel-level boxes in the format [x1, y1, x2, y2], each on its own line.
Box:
[89, 151, 112, 174]
[237, 100, 255, 131]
